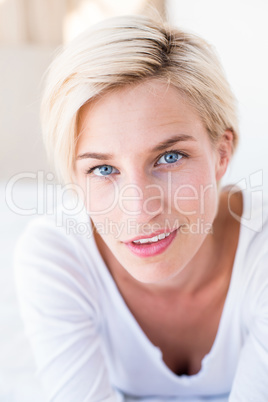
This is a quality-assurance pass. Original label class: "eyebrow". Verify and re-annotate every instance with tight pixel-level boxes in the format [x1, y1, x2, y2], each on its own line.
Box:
[152, 134, 197, 152]
[76, 134, 197, 160]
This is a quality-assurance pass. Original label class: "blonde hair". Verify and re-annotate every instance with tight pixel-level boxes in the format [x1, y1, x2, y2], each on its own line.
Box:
[41, 15, 239, 184]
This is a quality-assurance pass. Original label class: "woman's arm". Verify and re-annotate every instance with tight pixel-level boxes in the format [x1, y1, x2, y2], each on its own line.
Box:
[14, 217, 123, 402]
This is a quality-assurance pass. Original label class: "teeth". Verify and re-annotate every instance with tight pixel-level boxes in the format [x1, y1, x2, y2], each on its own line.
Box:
[133, 232, 171, 244]
[139, 238, 149, 244]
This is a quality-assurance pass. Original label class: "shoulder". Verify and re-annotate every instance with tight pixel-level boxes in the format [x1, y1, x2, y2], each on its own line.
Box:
[14, 201, 101, 309]
[231, 187, 268, 328]
[223, 184, 268, 260]
[220, 185, 268, 272]
[239, 187, 268, 268]
[14, 199, 95, 265]
[221, 186, 268, 309]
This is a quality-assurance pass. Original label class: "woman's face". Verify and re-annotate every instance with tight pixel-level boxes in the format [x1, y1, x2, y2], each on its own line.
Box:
[75, 80, 228, 283]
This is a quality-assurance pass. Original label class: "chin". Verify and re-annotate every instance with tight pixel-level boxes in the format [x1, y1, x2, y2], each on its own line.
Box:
[122, 258, 185, 284]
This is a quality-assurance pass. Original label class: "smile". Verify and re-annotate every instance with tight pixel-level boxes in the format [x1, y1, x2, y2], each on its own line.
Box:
[125, 228, 178, 258]
[132, 232, 171, 244]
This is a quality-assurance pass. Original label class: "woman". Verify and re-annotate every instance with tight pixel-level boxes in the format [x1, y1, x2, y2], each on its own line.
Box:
[14, 15, 268, 402]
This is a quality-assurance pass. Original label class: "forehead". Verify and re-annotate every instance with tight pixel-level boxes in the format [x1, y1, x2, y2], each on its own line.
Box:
[76, 79, 209, 153]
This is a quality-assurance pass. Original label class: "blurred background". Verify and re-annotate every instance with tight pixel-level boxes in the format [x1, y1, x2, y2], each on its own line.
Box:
[1, 0, 268, 400]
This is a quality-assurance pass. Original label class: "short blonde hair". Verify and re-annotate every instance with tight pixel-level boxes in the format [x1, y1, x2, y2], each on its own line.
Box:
[41, 15, 239, 184]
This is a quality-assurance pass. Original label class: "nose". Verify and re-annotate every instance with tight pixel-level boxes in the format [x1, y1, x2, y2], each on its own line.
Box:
[118, 174, 164, 225]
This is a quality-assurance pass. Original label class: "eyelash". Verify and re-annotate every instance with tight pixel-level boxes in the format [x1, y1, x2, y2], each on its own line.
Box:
[84, 149, 189, 176]
[155, 149, 189, 166]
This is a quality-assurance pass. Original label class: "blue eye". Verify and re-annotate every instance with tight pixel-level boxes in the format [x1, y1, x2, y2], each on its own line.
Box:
[92, 165, 118, 176]
[157, 151, 183, 165]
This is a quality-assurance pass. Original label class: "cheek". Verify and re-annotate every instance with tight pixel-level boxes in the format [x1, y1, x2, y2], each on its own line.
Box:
[79, 177, 119, 216]
[168, 166, 218, 221]
[84, 184, 121, 241]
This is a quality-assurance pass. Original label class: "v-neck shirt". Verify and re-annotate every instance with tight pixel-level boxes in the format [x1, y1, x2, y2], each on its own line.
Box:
[14, 187, 268, 401]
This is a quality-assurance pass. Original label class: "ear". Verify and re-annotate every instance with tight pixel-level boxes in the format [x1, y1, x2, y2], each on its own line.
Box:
[215, 130, 233, 181]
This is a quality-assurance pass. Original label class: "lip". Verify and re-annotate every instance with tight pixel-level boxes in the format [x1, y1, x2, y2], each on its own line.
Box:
[123, 229, 175, 243]
[124, 227, 179, 258]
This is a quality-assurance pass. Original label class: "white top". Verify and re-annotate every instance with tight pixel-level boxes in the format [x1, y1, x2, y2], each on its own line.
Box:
[14, 187, 268, 402]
